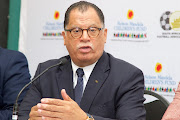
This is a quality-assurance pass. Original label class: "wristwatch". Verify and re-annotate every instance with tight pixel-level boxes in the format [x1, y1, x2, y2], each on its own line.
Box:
[86, 113, 94, 120]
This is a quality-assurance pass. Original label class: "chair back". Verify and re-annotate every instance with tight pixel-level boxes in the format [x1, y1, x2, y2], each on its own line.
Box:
[144, 90, 169, 120]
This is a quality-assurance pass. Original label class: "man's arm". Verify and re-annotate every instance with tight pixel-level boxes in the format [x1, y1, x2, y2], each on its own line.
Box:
[27, 70, 145, 120]
[0, 51, 31, 120]
[18, 63, 42, 120]
[29, 89, 87, 120]
[92, 69, 146, 120]
[115, 69, 146, 119]
[19, 59, 146, 120]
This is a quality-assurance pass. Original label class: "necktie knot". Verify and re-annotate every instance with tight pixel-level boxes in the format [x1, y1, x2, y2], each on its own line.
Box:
[76, 68, 84, 78]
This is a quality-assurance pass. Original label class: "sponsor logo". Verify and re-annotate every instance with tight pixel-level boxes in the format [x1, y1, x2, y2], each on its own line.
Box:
[114, 33, 147, 38]
[155, 63, 162, 73]
[160, 11, 172, 30]
[160, 11, 180, 31]
[144, 86, 176, 93]
[42, 32, 62, 36]
[170, 11, 180, 31]
[112, 10, 148, 42]
[54, 11, 60, 20]
[41, 11, 64, 40]
[157, 11, 180, 39]
[127, 10, 134, 19]
[145, 63, 177, 94]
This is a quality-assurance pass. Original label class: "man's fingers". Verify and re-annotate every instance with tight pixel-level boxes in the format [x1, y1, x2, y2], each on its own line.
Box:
[61, 89, 72, 101]
[28, 117, 42, 120]
[40, 89, 72, 106]
[31, 105, 38, 111]
[37, 103, 64, 112]
[40, 98, 66, 106]
[38, 109, 63, 118]
[29, 105, 42, 118]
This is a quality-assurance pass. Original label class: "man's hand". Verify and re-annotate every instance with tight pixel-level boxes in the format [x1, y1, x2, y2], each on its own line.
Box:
[29, 89, 87, 120]
[29, 105, 42, 120]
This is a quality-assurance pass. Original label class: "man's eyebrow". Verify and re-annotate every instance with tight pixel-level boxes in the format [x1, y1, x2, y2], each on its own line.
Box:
[67, 23, 100, 29]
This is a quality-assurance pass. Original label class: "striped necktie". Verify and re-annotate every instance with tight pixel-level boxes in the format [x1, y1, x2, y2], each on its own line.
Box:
[75, 68, 84, 105]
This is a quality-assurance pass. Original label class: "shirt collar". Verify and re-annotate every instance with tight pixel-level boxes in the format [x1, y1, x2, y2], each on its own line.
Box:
[71, 60, 97, 81]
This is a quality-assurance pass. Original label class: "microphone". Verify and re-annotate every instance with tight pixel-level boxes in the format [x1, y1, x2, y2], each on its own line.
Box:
[12, 57, 68, 120]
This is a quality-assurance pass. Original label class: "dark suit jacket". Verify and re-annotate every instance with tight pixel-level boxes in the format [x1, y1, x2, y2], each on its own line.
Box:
[0, 47, 31, 120]
[19, 52, 146, 120]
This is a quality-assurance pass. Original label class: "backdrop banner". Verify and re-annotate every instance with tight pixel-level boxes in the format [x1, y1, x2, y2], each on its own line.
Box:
[19, 0, 180, 102]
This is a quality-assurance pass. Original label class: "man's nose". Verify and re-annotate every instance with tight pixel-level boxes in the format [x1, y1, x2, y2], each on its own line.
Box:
[80, 30, 90, 40]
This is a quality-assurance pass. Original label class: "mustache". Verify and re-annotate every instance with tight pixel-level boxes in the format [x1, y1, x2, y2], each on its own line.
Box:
[77, 43, 94, 49]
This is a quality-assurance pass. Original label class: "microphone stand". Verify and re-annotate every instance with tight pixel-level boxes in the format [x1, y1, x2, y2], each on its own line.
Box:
[12, 58, 67, 120]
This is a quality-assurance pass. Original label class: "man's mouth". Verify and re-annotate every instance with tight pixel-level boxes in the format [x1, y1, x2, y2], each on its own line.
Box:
[79, 46, 92, 53]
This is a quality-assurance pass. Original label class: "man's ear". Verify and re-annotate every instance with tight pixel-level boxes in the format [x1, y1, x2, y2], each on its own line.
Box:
[103, 28, 107, 43]
[62, 31, 66, 45]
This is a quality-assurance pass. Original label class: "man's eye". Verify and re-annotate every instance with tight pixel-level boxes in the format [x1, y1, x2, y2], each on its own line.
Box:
[89, 28, 96, 32]
[73, 29, 80, 33]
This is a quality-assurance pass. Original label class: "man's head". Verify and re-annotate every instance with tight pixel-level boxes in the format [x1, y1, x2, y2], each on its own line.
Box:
[62, 1, 107, 67]
[64, 1, 105, 29]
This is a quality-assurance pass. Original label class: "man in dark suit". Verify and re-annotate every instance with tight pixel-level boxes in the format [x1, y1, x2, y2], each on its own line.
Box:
[19, 1, 146, 120]
[0, 47, 31, 120]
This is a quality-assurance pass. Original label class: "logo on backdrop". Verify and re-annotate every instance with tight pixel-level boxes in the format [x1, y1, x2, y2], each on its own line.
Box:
[170, 11, 180, 31]
[112, 9, 148, 42]
[41, 11, 63, 40]
[160, 11, 172, 30]
[157, 11, 180, 39]
[155, 63, 162, 73]
[145, 62, 176, 95]
[127, 10, 134, 19]
[54, 11, 60, 20]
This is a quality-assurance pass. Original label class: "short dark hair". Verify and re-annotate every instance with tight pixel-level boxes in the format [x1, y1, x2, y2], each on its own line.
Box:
[64, 1, 104, 29]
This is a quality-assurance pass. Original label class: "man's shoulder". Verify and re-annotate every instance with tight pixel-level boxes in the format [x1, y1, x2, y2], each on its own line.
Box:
[0, 48, 27, 68]
[38, 55, 70, 69]
[0, 47, 26, 58]
[108, 53, 141, 71]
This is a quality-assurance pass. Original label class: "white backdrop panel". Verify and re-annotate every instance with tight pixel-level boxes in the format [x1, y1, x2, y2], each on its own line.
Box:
[19, 0, 180, 102]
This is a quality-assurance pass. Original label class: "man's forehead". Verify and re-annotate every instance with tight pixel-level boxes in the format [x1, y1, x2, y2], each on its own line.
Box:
[66, 7, 102, 28]
[69, 7, 97, 16]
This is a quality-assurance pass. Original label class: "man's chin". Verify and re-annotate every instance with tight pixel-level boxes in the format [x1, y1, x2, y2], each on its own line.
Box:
[79, 58, 91, 62]
[78, 56, 94, 64]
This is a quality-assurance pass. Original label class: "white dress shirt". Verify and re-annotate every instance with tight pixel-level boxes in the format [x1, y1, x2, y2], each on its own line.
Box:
[71, 60, 97, 93]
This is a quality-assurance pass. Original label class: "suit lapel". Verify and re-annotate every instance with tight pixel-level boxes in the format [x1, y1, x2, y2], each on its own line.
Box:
[56, 58, 74, 100]
[80, 52, 110, 112]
